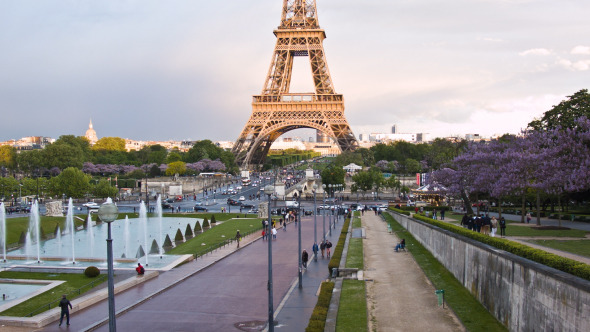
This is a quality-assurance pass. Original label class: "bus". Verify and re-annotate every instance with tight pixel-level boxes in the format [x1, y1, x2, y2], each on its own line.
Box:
[241, 178, 251, 186]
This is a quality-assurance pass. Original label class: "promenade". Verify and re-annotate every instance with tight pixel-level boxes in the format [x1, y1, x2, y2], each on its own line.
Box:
[33, 215, 343, 332]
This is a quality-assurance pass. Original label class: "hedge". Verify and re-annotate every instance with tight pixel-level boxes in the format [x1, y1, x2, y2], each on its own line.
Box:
[305, 281, 334, 332]
[389, 207, 410, 216]
[398, 205, 450, 212]
[399, 212, 590, 281]
[328, 215, 351, 275]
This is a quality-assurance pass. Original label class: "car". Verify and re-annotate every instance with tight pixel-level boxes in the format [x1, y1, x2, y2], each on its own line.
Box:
[241, 203, 254, 209]
[83, 202, 99, 209]
[253, 183, 258, 187]
[162, 202, 173, 209]
[166, 198, 174, 203]
[248, 208, 259, 214]
[227, 198, 241, 206]
[236, 186, 243, 190]
[239, 196, 245, 201]
[193, 206, 208, 212]
[194, 201, 203, 206]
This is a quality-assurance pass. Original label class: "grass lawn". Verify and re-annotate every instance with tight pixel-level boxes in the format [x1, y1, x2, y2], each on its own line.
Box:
[383, 213, 507, 332]
[167, 218, 263, 256]
[0, 271, 106, 317]
[527, 239, 590, 258]
[336, 280, 368, 332]
[504, 224, 588, 238]
[352, 216, 362, 228]
[346, 238, 364, 270]
[4, 216, 71, 245]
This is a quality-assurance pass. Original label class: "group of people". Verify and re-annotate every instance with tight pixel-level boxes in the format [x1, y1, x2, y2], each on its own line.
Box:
[302, 239, 332, 268]
[461, 214, 506, 237]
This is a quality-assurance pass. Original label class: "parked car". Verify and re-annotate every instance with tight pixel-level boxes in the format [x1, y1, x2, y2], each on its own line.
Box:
[194, 206, 208, 212]
[83, 202, 99, 209]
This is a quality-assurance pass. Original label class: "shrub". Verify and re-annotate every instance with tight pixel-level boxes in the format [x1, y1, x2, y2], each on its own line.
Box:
[211, 215, 217, 224]
[84, 266, 101, 278]
[194, 221, 202, 233]
[202, 218, 210, 228]
[306, 281, 334, 332]
[328, 216, 351, 275]
[389, 207, 410, 215]
[399, 212, 590, 281]
[174, 229, 184, 242]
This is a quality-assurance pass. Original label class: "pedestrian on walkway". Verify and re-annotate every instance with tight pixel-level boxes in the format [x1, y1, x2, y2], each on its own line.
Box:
[499, 217, 506, 237]
[326, 240, 332, 258]
[320, 240, 326, 258]
[526, 212, 532, 224]
[440, 209, 445, 220]
[271, 227, 277, 240]
[490, 217, 498, 237]
[312, 242, 319, 259]
[235, 230, 241, 248]
[58, 294, 72, 327]
[302, 249, 309, 268]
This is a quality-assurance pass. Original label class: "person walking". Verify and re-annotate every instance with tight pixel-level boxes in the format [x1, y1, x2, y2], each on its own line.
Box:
[271, 227, 277, 240]
[499, 217, 507, 237]
[526, 212, 532, 224]
[235, 230, 241, 248]
[490, 217, 498, 237]
[326, 240, 332, 258]
[440, 209, 445, 220]
[312, 242, 319, 259]
[320, 240, 326, 258]
[302, 249, 309, 268]
[58, 294, 73, 326]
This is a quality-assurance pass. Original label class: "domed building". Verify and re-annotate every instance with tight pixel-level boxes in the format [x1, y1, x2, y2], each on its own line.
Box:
[85, 119, 98, 145]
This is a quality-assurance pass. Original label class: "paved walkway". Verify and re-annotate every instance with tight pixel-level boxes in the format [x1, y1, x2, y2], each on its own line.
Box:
[30, 215, 343, 332]
[362, 213, 465, 332]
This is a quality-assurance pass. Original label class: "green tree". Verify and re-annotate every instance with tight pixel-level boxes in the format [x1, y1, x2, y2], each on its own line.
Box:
[320, 164, 346, 188]
[42, 135, 91, 170]
[166, 161, 186, 176]
[528, 89, 590, 131]
[15, 150, 44, 175]
[352, 171, 374, 198]
[0, 177, 19, 199]
[403, 158, 421, 175]
[166, 151, 182, 163]
[52, 167, 91, 198]
[92, 137, 126, 151]
[333, 151, 364, 167]
[0, 146, 16, 171]
[93, 179, 119, 198]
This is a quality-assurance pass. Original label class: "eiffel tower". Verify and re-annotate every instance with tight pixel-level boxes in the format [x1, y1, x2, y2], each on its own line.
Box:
[232, 0, 358, 168]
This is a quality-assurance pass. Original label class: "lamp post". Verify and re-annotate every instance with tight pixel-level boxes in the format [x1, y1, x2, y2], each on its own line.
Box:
[98, 201, 119, 332]
[322, 184, 326, 241]
[263, 185, 275, 331]
[312, 184, 318, 262]
[329, 184, 333, 236]
[295, 184, 303, 289]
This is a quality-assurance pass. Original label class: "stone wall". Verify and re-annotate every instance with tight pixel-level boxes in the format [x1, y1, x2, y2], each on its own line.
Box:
[391, 212, 590, 332]
[45, 201, 63, 217]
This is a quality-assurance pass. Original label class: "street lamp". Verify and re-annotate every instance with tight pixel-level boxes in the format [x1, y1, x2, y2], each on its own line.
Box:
[98, 200, 119, 332]
[328, 184, 333, 236]
[263, 185, 275, 332]
[322, 184, 326, 241]
[295, 184, 303, 289]
[313, 184, 318, 261]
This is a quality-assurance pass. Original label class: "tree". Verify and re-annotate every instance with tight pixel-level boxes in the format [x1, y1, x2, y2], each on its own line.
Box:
[92, 137, 126, 151]
[42, 143, 86, 170]
[352, 171, 374, 198]
[320, 164, 346, 188]
[166, 161, 186, 176]
[403, 158, 421, 175]
[166, 151, 182, 164]
[93, 179, 119, 198]
[0, 146, 16, 171]
[52, 167, 91, 198]
[528, 89, 590, 131]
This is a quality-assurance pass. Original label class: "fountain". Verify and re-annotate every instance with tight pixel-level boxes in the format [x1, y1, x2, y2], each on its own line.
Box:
[124, 216, 130, 258]
[65, 198, 76, 264]
[0, 203, 6, 262]
[139, 202, 149, 266]
[29, 201, 41, 263]
[56, 226, 61, 257]
[87, 212, 95, 257]
[156, 196, 163, 257]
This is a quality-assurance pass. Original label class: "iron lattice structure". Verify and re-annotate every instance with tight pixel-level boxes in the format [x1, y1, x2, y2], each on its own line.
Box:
[232, 0, 358, 168]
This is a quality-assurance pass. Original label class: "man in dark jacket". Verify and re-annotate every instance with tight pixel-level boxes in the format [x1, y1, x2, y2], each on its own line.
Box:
[59, 294, 73, 326]
[302, 249, 309, 268]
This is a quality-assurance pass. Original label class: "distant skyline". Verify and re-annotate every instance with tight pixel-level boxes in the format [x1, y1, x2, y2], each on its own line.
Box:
[1, 0, 588, 142]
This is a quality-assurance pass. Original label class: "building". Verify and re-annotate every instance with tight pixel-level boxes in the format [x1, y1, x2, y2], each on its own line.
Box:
[85, 119, 98, 145]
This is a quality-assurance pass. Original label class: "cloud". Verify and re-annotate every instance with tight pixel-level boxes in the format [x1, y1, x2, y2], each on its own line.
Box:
[571, 45, 590, 55]
[519, 48, 553, 56]
[556, 58, 590, 71]
[478, 37, 503, 42]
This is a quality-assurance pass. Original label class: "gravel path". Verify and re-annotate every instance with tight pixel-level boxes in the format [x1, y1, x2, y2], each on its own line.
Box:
[362, 213, 464, 332]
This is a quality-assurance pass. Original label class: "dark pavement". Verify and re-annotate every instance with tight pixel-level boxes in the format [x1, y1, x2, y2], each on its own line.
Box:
[39, 214, 344, 332]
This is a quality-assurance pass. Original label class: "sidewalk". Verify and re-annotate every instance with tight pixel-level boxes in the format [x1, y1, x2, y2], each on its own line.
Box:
[362, 213, 465, 332]
[274, 216, 344, 331]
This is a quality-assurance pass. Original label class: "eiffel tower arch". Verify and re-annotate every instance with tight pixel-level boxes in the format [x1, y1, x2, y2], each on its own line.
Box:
[232, 0, 358, 168]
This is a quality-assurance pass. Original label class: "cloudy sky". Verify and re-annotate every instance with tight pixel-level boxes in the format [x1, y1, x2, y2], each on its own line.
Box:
[1, 0, 588, 142]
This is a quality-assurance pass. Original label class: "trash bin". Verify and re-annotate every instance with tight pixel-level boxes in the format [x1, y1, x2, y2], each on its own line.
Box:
[435, 289, 445, 307]
[331, 268, 338, 278]
[571, 214, 575, 221]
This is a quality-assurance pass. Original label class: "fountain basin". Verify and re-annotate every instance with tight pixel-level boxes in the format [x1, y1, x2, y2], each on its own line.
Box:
[0, 279, 65, 313]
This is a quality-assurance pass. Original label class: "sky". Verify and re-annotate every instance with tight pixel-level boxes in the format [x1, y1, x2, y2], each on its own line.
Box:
[1, 0, 589, 142]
